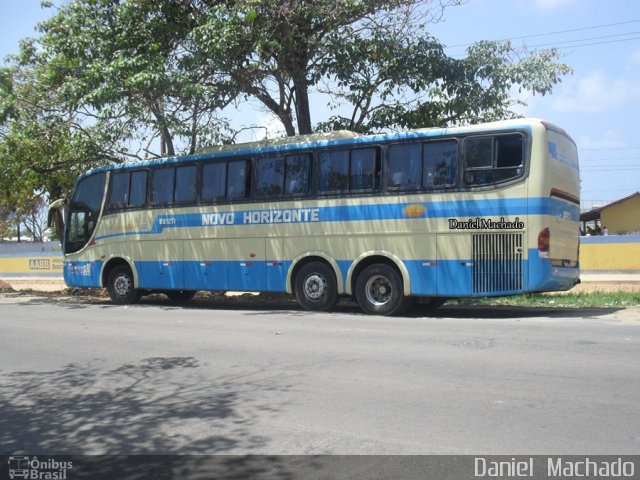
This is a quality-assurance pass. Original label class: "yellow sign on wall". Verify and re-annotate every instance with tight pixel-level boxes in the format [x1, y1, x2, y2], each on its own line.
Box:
[0, 256, 64, 275]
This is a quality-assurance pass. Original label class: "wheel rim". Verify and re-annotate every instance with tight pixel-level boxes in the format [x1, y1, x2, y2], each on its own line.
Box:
[365, 274, 392, 306]
[113, 273, 132, 298]
[303, 273, 327, 301]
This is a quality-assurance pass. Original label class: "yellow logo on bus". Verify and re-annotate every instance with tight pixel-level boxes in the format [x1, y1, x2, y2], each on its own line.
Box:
[403, 204, 427, 218]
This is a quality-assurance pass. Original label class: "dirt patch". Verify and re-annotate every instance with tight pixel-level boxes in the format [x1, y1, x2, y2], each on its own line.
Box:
[1, 278, 67, 292]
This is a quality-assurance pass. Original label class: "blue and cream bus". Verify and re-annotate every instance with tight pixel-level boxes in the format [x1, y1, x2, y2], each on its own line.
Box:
[48, 118, 580, 315]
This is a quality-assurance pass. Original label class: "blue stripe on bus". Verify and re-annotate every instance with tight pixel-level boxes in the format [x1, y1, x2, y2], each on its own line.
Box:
[63, 251, 578, 297]
[95, 197, 580, 241]
[63, 260, 103, 287]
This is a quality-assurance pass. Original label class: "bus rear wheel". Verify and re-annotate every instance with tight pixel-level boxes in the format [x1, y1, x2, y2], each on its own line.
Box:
[294, 261, 339, 312]
[107, 265, 141, 305]
[355, 264, 407, 316]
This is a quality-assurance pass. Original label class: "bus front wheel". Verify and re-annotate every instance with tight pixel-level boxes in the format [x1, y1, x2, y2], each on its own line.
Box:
[107, 265, 141, 305]
[294, 261, 339, 312]
[355, 264, 406, 316]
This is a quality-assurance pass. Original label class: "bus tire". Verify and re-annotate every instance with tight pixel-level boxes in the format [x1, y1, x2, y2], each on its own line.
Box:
[165, 290, 196, 304]
[107, 265, 141, 305]
[355, 264, 407, 316]
[294, 261, 339, 312]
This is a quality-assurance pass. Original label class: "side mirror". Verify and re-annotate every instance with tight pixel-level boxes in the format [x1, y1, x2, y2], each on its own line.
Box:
[47, 199, 66, 242]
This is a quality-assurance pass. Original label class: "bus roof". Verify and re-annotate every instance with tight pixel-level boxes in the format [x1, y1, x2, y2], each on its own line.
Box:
[83, 117, 549, 177]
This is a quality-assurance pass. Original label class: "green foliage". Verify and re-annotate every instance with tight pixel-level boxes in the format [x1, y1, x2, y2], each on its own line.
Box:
[0, 0, 572, 217]
[468, 291, 640, 308]
[316, 26, 572, 132]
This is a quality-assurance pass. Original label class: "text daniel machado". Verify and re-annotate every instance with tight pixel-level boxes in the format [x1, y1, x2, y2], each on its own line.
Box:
[474, 457, 635, 478]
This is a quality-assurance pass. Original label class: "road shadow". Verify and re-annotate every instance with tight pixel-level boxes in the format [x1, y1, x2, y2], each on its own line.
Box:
[5, 290, 626, 319]
[0, 356, 288, 456]
[140, 294, 626, 319]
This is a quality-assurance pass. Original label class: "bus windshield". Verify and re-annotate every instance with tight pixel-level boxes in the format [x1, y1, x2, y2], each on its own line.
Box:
[65, 172, 106, 254]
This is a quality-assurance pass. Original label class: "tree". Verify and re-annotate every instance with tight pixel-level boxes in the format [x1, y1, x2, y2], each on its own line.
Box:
[192, 0, 571, 135]
[1, 0, 572, 210]
[0, 191, 48, 242]
[13, 0, 235, 162]
[1, 0, 238, 210]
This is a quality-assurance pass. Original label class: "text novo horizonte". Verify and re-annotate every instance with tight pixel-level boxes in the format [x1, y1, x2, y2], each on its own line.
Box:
[201, 208, 320, 226]
[449, 217, 525, 230]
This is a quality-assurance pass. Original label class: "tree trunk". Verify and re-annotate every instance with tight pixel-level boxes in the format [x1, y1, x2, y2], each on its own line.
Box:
[151, 98, 175, 157]
[189, 99, 200, 155]
[294, 78, 312, 135]
[280, 110, 297, 137]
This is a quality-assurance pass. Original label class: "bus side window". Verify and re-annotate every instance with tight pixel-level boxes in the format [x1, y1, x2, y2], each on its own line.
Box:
[319, 150, 349, 193]
[151, 167, 175, 206]
[350, 148, 379, 191]
[285, 153, 311, 196]
[464, 134, 523, 186]
[255, 156, 285, 197]
[129, 170, 147, 207]
[228, 159, 250, 200]
[388, 143, 421, 190]
[496, 134, 524, 175]
[175, 165, 197, 204]
[202, 162, 227, 202]
[423, 141, 457, 189]
[108, 171, 130, 209]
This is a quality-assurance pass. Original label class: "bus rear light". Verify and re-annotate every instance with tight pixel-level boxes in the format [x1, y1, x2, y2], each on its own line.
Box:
[538, 227, 550, 257]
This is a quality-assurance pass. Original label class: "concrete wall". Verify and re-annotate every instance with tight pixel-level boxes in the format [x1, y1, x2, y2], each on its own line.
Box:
[580, 235, 640, 272]
[601, 195, 640, 235]
[0, 242, 63, 277]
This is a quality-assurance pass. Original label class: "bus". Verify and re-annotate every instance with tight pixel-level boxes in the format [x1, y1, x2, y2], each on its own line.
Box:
[48, 118, 580, 315]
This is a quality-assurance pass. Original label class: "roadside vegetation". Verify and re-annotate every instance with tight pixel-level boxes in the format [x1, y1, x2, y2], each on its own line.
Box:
[464, 291, 640, 308]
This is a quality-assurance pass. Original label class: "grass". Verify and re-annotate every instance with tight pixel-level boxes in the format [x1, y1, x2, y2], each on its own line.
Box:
[458, 291, 640, 308]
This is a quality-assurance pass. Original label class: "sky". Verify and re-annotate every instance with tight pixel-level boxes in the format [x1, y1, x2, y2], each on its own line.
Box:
[1, 0, 639, 209]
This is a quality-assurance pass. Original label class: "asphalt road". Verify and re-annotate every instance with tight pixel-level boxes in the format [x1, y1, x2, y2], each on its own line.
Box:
[1, 294, 639, 455]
